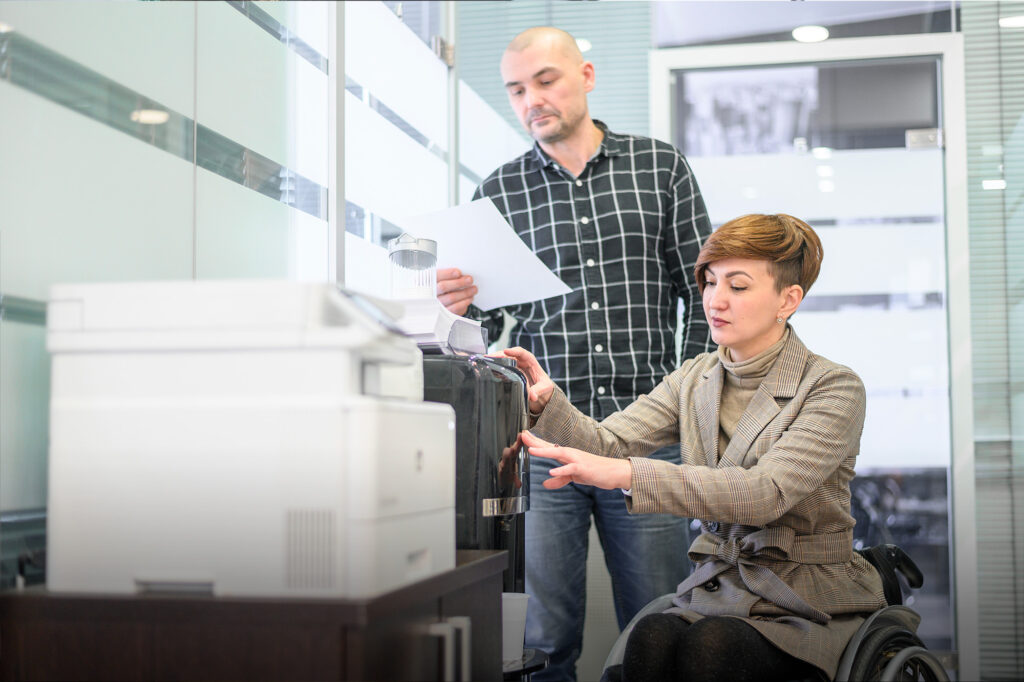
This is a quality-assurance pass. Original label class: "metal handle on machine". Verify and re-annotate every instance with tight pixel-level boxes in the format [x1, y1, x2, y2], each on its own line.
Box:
[447, 616, 472, 681]
[427, 621, 456, 682]
[482, 496, 529, 516]
[483, 356, 531, 423]
[504, 360, 532, 421]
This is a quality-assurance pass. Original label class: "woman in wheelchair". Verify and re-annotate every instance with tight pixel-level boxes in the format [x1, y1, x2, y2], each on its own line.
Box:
[503, 214, 888, 682]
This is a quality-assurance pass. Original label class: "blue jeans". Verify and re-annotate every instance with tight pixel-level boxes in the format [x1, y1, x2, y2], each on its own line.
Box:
[524, 445, 691, 682]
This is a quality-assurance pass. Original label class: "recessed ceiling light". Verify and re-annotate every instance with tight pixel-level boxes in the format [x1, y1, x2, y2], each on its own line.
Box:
[999, 15, 1024, 28]
[982, 179, 1006, 190]
[130, 109, 170, 125]
[0, 22, 13, 33]
[793, 25, 829, 43]
[576, 38, 592, 53]
[811, 147, 833, 160]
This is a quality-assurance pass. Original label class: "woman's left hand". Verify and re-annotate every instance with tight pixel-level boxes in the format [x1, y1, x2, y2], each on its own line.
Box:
[521, 431, 632, 491]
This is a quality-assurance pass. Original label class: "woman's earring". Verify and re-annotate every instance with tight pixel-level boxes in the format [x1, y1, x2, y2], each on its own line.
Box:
[777, 317, 784, 324]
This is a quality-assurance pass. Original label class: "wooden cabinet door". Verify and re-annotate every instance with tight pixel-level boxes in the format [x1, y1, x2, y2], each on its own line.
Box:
[440, 567, 503, 681]
[344, 596, 442, 681]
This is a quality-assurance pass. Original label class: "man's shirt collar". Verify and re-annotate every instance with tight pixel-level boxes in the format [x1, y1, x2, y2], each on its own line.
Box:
[526, 120, 627, 172]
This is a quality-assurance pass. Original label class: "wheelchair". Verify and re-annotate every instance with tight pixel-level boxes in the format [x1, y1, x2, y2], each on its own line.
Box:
[602, 545, 949, 682]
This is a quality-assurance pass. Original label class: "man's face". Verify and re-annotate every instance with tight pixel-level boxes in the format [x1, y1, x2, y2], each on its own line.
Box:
[500, 40, 593, 144]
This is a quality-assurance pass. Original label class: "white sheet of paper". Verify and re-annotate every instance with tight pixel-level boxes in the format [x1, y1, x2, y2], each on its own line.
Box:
[397, 198, 571, 311]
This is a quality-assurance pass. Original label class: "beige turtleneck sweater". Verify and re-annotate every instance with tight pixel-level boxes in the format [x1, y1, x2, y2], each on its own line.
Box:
[716, 328, 790, 461]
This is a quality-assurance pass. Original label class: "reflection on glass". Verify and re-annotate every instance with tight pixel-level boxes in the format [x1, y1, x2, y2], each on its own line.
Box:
[225, 0, 327, 73]
[674, 58, 939, 156]
[380, 0, 441, 47]
[678, 67, 818, 156]
[851, 470, 951, 649]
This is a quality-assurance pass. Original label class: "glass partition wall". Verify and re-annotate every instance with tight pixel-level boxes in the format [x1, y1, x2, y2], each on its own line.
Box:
[653, 34, 967, 666]
[0, 0, 332, 587]
[341, 1, 451, 298]
[962, 2, 1024, 678]
[341, 1, 529, 300]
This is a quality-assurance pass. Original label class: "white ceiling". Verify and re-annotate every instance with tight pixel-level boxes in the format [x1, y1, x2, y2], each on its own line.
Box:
[653, 1, 955, 47]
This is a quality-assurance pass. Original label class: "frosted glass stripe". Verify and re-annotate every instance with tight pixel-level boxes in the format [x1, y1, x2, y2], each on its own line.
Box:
[0, 81, 194, 300]
[346, 77, 482, 185]
[0, 30, 326, 220]
[1, 31, 194, 160]
[196, 124, 326, 220]
[344, 91, 448, 227]
[0, 0, 194, 118]
[689, 149, 944, 223]
[226, 0, 328, 74]
[345, 0, 448, 151]
[811, 221, 946, 296]
[801, 292, 945, 312]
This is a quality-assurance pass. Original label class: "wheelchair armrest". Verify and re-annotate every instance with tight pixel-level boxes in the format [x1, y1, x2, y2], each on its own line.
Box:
[888, 545, 924, 588]
[856, 544, 924, 606]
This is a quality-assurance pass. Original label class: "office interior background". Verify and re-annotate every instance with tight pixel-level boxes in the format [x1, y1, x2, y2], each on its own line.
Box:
[0, 1, 1020, 679]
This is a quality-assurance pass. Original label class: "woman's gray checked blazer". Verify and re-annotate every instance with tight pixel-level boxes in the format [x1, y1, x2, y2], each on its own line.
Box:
[529, 328, 887, 677]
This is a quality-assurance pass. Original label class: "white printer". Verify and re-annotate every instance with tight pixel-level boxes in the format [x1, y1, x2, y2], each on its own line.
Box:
[45, 280, 456, 598]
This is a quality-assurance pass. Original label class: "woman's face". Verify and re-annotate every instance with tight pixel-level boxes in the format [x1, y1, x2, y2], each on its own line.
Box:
[702, 258, 801, 361]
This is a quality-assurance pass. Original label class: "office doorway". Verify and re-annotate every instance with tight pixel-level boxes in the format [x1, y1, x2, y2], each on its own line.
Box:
[650, 32, 973, 675]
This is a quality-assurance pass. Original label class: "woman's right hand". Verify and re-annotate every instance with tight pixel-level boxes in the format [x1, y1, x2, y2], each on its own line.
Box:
[494, 346, 555, 415]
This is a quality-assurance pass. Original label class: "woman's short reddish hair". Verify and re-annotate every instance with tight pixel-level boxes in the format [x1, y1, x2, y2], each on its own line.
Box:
[694, 214, 823, 294]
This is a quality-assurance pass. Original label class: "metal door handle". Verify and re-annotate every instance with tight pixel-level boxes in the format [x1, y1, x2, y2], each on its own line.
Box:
[447, 616, 472, 681]
[428, 617, 472, 682]
[427, 621, 456, 682]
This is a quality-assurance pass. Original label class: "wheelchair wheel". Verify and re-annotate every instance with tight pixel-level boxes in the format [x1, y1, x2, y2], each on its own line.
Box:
[847, 624, 943, 681]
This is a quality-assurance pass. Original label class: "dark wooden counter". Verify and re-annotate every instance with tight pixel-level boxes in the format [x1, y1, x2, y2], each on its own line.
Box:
[0, 549, 507, 681]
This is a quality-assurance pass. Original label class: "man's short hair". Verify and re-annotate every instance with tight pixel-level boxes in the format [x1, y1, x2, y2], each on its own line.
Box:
[505, 26, 583, 63]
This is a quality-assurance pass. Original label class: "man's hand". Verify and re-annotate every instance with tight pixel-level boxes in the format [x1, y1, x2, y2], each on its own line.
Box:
[495, 347, 555, 414]
[437, 267, 478, 316]
[521, 431, 632, 491]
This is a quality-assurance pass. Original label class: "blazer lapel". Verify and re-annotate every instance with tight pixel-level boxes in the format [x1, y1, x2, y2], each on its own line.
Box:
[719, 329, 811, 469]
[719, 385, 780, 468]
[694, 361, 723, 467]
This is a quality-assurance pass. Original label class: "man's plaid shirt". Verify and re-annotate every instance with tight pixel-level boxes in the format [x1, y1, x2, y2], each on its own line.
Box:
[471, 123, 713, 420]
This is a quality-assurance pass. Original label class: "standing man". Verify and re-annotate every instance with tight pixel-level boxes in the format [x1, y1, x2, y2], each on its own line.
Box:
[437, 27, 712, 681]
